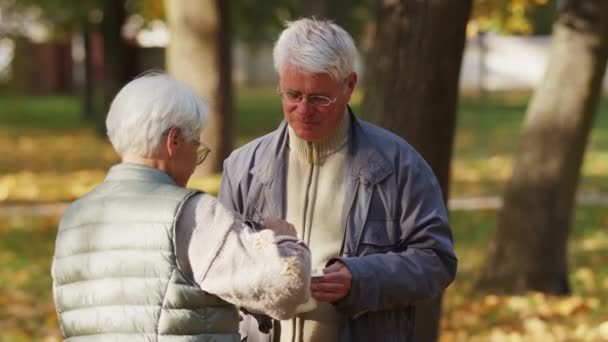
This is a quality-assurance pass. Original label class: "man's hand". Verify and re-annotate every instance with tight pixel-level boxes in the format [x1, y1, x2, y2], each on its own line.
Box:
[263, 217, 297, 237]
[311, 261, 352, 302]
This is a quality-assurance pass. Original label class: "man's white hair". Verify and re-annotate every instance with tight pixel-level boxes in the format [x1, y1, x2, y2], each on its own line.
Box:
[106, 72, 208, 158]
[273, 18, 358, 81]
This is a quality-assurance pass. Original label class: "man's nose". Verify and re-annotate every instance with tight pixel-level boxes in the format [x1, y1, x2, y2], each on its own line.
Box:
[294, 98, 313, 116]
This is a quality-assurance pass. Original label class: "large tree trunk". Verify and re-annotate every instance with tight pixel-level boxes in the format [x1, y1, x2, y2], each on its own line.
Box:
[476, 0, 608, 294]
[362, 1, 471, 341]
[101, 0, 136, 135]
[165, 0, 234, 176]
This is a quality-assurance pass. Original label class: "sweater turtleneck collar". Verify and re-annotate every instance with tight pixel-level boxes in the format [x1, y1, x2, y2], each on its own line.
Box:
[287, 109, 350, 164]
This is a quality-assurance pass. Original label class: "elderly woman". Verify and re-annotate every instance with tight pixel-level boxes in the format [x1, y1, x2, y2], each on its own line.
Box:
[51, 73, 311, 341]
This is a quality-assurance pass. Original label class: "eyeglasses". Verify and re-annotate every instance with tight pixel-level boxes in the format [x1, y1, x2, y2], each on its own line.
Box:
[276, 87, 338, 107]
[194, 140, 211, 165]
[162, 127, 211, 165]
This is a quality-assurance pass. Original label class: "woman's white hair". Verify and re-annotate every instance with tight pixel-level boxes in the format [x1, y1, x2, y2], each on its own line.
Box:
[273, 18, 358, 81]
[106, 72, 208, 158]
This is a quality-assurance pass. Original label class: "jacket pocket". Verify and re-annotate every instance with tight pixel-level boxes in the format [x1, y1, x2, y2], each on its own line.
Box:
[358, 220, 397, 255]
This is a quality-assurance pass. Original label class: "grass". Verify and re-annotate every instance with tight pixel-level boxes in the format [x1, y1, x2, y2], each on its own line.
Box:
[0, 89, 608, 340]
[0, 95, 85, 130]
[234, 86, 283, 144]
[453, 93, 608, 196]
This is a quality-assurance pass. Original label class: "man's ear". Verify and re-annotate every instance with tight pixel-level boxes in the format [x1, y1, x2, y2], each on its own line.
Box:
[344, 72, 358, 102]
[165, 127, 182, 157]
[346, 72, 358, 93]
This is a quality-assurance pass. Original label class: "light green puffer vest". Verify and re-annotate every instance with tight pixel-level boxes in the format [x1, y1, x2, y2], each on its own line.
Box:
[51, 163, 239, 341]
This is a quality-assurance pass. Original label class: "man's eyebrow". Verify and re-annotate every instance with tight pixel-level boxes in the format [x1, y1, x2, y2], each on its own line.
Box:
[283, 88, 331, 96]
[302, 90, 331, 96]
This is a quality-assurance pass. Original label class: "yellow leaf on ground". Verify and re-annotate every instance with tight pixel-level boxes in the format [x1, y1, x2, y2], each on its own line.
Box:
[555, 296, 587, 317]
[597, 321, 608, 339]
[574, 267, 597, 292]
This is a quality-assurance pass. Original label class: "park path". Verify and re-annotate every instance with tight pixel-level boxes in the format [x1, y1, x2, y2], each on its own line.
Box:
[2, 193, 608, 217]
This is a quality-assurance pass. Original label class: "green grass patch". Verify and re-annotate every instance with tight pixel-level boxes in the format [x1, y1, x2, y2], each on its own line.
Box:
[0, 95, 86, 130]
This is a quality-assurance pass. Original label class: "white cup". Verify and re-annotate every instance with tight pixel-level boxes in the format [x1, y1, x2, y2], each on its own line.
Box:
[294, 269, 324, 314]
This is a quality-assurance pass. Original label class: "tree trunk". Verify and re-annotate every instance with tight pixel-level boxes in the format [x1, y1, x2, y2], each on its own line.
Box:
[300, 0, 329, 19]
[165, 0, 234, 176]
[82, 18, 94, 121]
[101, 0, 136, 135]
[476, 0, 608, 294]
[361, 0, 471, 340]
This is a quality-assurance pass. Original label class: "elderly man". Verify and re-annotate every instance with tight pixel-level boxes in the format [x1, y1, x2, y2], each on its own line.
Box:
[51, 73, 311, 341]
[219, 18, 457, 341]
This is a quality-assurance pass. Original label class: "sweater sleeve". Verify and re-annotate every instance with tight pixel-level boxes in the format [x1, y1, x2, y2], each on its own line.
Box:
[176, 193, 312, 320]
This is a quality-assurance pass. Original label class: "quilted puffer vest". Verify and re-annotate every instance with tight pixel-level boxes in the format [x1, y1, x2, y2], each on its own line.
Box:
[51, 163, 239, 341]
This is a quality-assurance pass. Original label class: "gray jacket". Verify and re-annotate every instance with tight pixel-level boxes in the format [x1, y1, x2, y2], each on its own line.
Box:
[219, 111, 457, 341]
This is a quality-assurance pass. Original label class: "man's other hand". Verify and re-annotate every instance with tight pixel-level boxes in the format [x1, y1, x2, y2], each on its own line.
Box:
[311, 261, 352, 302]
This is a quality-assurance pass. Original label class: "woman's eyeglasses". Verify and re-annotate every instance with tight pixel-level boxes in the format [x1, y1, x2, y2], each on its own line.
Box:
[162, 127, 211, 165]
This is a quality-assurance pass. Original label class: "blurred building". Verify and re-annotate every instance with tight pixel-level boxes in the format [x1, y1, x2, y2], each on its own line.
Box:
[11, 38, 73, 94]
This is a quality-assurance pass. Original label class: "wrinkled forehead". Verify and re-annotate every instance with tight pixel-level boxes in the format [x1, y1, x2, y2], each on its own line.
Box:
[279, 66, 341, 93]
[279, 61, 343, 81]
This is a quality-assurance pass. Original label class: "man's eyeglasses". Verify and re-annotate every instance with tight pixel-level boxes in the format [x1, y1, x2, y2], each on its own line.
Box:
[276, 87, 338, 107]
[162, 127, 211, 165]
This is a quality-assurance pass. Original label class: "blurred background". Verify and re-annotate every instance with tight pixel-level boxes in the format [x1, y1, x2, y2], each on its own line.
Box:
[1, 0, 607, 341]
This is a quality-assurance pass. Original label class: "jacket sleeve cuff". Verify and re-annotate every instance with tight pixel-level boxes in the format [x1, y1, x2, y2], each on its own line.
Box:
[326, 257, 367, 317]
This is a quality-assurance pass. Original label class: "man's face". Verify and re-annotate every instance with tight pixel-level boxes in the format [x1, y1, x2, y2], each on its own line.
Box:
[279, 65, 357, 142]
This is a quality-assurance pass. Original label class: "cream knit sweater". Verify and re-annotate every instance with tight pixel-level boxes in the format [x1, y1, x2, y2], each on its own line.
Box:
[281, 112, 350, 342]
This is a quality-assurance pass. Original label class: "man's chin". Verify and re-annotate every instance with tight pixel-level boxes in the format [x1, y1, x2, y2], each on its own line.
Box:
[295, 131, 322, 142]
[290, 123, 315, 137]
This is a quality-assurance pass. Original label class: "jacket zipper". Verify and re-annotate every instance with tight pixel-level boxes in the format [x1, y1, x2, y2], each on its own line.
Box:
[302, 142, 314, 244]
[339, 178, 360, 257]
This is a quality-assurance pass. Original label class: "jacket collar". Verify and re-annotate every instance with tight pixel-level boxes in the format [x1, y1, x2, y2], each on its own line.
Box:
[347, 108, 393, 185]
[251, 107, 393, 186]
[105, 163, 178, 186]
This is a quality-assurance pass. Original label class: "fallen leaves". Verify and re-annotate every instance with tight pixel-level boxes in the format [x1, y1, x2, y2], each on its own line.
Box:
[574, 268, 597, 293]
[451, 151, 608, 197]
[442, 291, 607, 341]
[0, 167, 224, 203]
[580, 231, 608, 252]
[0, 170, 106, 202]
[443, 208, 608, 341]
[0, 216, 61, 340]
